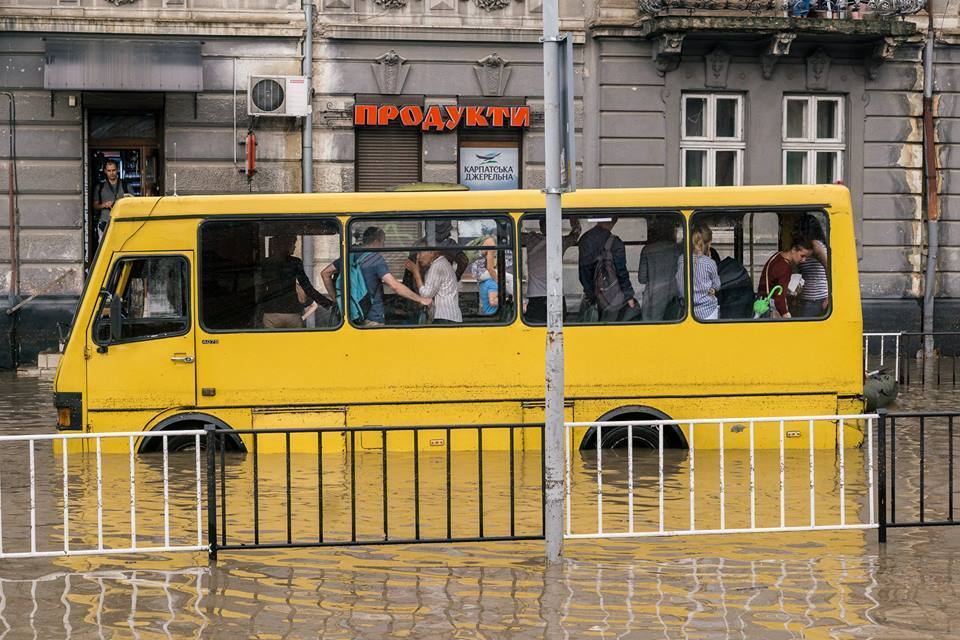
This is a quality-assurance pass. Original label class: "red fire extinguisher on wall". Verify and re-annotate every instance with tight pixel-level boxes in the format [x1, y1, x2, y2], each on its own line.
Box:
[244, 128, 257, 179]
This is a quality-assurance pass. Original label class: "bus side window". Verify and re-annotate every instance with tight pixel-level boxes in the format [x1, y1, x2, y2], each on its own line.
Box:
[522, 212, 685, 325]
[688, 210, 830, 322]
[200, 219, 342, 332]
[93, 256, 189, 344]
[347, 214, 515, 327]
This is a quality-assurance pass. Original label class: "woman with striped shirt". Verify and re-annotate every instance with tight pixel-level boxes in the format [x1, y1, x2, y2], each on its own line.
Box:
[409, 249, 463, 324]
[677, 224, 722, 320]
[796, 215, 830, 318]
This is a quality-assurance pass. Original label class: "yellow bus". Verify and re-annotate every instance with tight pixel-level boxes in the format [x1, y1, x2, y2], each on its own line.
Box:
[53, 185, 864, 453]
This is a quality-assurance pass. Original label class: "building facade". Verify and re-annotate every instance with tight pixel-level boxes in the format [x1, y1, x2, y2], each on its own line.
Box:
[0, 0, 956, 366]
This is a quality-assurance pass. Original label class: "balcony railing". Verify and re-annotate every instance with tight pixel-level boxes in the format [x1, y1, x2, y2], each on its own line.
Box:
[637, 0, 925, 18]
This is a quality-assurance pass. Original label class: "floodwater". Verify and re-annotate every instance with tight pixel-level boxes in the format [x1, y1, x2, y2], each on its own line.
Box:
[0, 373, 958, 638]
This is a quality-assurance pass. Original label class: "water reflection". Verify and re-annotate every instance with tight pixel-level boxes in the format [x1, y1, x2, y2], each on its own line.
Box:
[1, 372, 959, 638]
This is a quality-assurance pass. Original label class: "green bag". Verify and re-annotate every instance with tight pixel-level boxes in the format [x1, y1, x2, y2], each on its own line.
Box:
[753, 285, 783, 318]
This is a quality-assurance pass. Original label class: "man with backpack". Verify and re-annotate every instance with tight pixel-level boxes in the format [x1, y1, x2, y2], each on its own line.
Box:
[577, 218, 637, 322]
[92, 159, 129, 241]
[321, 226, 429, 327]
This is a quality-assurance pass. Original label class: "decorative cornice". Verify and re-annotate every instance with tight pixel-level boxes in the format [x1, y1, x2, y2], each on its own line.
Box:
[0, 12, 305, 38]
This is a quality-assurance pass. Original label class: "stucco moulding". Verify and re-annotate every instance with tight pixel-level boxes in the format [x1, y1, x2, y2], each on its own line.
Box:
[371, 50, 410, 95]
[475, 53, 512, 96]
[373, 0, 408, 9]
[704, 47, 731, 89]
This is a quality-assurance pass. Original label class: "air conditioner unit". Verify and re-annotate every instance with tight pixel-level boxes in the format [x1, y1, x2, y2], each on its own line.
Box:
[247, 76, 311, 117]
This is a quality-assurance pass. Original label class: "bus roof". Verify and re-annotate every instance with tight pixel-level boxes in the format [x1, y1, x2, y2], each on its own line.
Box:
[111, 185, 852, 220]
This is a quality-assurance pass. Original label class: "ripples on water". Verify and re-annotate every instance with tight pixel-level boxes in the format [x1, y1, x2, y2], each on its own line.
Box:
[0, 371, 958, 638]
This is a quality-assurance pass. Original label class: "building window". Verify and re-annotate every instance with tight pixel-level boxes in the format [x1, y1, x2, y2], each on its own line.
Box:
[782, 96, 844, 185]
[680, 94, 744, 187]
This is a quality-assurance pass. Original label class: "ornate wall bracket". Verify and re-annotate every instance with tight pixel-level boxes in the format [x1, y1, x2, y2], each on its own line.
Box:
[474, 0, 511, 10]
[865, 37, 896, 80]
[371, 50, 410, 95]
[761, 32, 796, 79]
[474, 53, 512, 97]
[806, 49, 831, 90]
[654, 32, 684, 75]
[704, 48, 731, 88]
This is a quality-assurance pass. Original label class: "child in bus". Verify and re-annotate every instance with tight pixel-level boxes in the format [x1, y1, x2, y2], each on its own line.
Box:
[678, 224, 721, 321]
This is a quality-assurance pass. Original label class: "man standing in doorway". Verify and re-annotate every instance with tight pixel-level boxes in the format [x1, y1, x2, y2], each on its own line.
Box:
[92, 159, 128, 241]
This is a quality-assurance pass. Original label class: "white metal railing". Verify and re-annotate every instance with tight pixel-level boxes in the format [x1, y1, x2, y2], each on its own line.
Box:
[0, 430, 207, 559]
[564, 414, 878, 539]
[863, 332, 901, 378]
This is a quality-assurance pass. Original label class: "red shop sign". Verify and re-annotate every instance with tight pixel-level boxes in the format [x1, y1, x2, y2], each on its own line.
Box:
[354, 104, 530, 131]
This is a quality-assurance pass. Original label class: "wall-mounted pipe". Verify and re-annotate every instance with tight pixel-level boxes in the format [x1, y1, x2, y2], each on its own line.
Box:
[301, 0, 317, 327]
[2, 92, 19, 308]
[922, 2, 939, 355]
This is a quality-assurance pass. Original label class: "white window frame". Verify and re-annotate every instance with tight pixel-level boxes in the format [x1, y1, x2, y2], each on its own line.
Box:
[781, 95, 845, 185]
[680, 93, 745, 187]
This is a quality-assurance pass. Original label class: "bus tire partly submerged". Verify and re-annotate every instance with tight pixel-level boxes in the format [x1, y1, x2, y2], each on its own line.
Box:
[139, 413, 246, 454]
[578, 406, 687, 450]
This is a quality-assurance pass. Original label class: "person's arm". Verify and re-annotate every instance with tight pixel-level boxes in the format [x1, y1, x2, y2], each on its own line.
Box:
[453, 251, 469, 281]
[813, 239, 829, 269]
[418, 261, 442, 299]
[482, 238, 498, 282]
[92, 185, 109, 211]
[638, 250, 649, 285]
[383, 272, 428, 305]
[487, 288, 499, 309]
[320, 261, 339, 301]
[562, 221, 581, 252]
[772, 261, 792, 317]
[708, 260, 721, 293]
[612, 238, 636, 304]
[295, 262, 332, 308]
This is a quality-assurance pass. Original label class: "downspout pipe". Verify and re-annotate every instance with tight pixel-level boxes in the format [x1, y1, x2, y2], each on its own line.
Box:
[301, 0, 316, 326]
[2, 92, 18, 309]
[922, 2, 939, 356]
[302, 0, 314, 197]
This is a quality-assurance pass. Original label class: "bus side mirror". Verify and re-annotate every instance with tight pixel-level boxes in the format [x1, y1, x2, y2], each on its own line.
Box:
[110, 294, 123, 343]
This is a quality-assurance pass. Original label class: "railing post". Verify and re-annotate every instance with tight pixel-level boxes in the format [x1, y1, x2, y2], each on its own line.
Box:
[205, 425, 218, 560]
[877, 409, 887, 544]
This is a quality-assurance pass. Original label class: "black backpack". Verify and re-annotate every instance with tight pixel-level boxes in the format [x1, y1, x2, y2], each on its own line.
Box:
[593, 235, 625, 311]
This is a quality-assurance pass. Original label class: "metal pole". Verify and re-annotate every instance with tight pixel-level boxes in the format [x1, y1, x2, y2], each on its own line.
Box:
[302, 0, 314, 196]
[542, 0, 565, 563]
[877, 409, 887, 544]
[205, 426, 218, 560]
[922, 2, 938, 358]
[301, 0, 316, 327]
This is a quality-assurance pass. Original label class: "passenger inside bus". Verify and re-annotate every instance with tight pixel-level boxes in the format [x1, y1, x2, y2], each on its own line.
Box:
[408, 247, 463, 324]
[682, 224, 722, 321]
[321, 226, 428, 327]
[637, 218, 682, 321]
[257, 235, 332, 329]
[794, 214, 830, 318]
[757, 234, 814, 319]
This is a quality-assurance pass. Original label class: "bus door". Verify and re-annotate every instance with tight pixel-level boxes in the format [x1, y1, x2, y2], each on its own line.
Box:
[85, 253, 197, 414]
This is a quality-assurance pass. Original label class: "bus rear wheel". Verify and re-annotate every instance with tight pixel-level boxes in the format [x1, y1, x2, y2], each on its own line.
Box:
[578, 408, 688, 450]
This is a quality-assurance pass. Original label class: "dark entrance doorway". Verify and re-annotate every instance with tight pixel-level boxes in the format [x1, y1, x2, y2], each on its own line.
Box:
[86, 110, 163, 264]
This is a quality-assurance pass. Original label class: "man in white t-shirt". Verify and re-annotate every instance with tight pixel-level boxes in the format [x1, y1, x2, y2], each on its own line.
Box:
[520, 217, 580, 323]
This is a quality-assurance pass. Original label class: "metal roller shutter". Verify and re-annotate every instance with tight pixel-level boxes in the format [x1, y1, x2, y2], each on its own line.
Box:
[355, 125, 422, 192]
